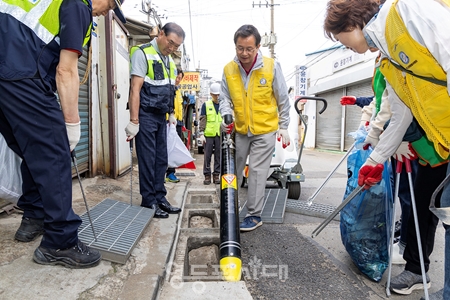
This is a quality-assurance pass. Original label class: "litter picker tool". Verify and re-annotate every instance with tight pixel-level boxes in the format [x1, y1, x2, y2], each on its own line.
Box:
[430, 171, 450, 225]
[311, 185, 364, 238]
[404, 158, 429, 300]
[71, 150, 97, 241]
[307, 142, 355, 206]
[386, 160, 402, 297]
[129, 138, 133, 206]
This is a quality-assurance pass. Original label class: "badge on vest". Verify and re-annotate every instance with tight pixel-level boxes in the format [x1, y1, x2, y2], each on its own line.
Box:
[399, 51, 409, 65]
[260, 78, 267, 85]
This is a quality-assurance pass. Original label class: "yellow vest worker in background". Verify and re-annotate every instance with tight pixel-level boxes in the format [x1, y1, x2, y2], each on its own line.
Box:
[166, 69, 185, 183]
[219, 24, 291, 232]
[198, 82, 222, 185]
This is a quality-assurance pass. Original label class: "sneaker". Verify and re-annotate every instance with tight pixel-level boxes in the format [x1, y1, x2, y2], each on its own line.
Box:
[15, 217, 45, 242]
[391, 243, 406, 265]
[166, 173, 180, 183]
[240, 216, 262, 232]
[420, 288, 444, 300]
[390, 270, 430, 295]
[394, 219, 402, 238]
[33, 240, 101, 269]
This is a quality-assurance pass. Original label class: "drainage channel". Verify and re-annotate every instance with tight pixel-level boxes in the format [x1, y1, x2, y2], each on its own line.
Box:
[169, 188, 224, 282]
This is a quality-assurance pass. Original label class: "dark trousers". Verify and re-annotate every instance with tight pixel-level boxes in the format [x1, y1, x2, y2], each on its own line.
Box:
[0, 78, 80, 249]
[404, 162, 447, 274]
[391, 158, 418, 245]
[136, 110, 168, 206]
[203, 135, 221, 176]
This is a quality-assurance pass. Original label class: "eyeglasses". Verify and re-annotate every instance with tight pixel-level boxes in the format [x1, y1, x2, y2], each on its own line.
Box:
[236, 46, 257, 54]
[165, 33, 181, 50]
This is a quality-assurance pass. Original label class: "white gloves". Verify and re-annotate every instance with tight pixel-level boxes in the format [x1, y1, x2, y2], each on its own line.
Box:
[394, 141, 418, 162]
[199, 134, 206, 144]
[362, 127, 382, 149]
[66, 121, 81, 152]
[221, 119, 235, 134]
[277, 129, 291, 149]
[168, 114, 177, 126]
[125, 122, 139, 141]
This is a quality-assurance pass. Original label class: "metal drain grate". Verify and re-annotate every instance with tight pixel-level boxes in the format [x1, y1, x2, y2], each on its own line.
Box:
[78, 198, 154, 264]
[176, 172, 196, 177]
[285, 199, 339, 221]
[239, 189, 288, 223]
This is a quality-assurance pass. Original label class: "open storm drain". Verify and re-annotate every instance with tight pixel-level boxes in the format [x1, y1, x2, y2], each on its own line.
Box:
[239, 189, 288, 223]
[78, 198, 154, 264]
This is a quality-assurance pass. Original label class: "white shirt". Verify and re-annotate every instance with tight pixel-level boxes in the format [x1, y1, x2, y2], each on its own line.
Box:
[362, 0, 450, 164]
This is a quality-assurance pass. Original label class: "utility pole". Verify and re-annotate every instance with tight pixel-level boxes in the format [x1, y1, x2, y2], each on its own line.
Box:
[253, 0, 280, 58]
[269, 0, 275, 58]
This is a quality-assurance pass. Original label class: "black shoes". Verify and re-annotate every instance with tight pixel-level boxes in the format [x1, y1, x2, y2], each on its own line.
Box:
[33, 240, 101, 269]
[142, 204, 169, 218]
[141, 202, 181, 217]
[159, 202, 181, 214]
[15, 217, 45, 242]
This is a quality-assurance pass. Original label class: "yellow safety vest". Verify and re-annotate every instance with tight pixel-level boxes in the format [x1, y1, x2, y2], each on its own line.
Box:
[380, 0, 450, 159]
[223, 56, 278, 135]
[1, 0, 91, 46]
[204, 100, 222, 137]
[174, 88, 183, 121]
[130, 43, 176, 113]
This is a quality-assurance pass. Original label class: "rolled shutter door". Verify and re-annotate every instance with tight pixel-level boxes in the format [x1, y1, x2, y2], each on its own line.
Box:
[315, 89, 342, 151]
[72, 46, 90, 176]
[344, 81, 373, 150]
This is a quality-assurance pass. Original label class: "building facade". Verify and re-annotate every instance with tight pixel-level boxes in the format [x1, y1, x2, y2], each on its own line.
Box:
[298, 46, 379, 151]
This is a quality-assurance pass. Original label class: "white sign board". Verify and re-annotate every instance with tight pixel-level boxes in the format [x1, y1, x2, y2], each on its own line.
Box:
[332, 53, 363, 72]
[295, 65, 308, 102]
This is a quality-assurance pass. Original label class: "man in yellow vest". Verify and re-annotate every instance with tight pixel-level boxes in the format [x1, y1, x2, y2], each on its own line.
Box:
[198, 82, 222, 185]
[220, 24, 291, 232]
[0, 0, 126, 268]
[324, 0, 450, 297]
[125, 23, 185, 219]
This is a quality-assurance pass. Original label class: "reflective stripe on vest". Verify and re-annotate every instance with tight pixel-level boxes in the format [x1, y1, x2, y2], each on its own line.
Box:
[0, 0, 91, 46]
[204, 100, 222, 137]
[130, 43, 176, 113]
[224, 56, 278, 135]
[380, 0, 450, 159]
[130, 44, 176, 85]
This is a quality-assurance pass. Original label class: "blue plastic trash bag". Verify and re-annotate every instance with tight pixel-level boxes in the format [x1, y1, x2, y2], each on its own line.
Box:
[340, 129, 393, 282]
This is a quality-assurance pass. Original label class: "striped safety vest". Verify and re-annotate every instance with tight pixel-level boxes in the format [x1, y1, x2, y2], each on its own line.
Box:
[204, 100, 222, 137]
[130, 43, 176, 114]
[0, 0, 92, 81]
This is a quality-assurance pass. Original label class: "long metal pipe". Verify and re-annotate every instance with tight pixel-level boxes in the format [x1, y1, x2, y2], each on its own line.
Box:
[219, 115, 242, 282]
